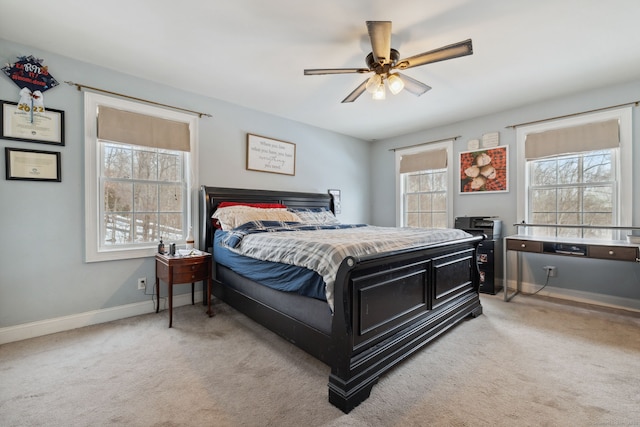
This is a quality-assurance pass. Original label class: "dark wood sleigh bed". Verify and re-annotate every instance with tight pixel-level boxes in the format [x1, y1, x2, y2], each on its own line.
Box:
[199, 186, 484, 413]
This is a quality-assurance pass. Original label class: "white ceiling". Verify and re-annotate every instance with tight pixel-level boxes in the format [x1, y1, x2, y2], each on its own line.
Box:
[2, 0, 640, 141]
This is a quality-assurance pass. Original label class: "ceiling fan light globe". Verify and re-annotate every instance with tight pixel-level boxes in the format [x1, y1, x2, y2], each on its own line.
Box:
[372, 83, 386, 100]
[365, 74, 382, 93]
[387, 74, 405, 95]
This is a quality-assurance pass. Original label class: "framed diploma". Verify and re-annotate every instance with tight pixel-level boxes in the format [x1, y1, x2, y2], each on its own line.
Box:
[1, 100, 65, 145]
[5, 147, 61, 182]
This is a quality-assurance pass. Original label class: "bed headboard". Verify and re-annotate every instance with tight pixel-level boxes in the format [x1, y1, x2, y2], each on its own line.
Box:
[199, 186, 334, 252]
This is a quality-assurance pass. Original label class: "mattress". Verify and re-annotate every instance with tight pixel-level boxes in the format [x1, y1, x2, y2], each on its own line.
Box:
[213, 231, 327, 301]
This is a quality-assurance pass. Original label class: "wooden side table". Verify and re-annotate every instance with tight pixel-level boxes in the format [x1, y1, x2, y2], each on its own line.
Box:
[155, 251, 213, 327]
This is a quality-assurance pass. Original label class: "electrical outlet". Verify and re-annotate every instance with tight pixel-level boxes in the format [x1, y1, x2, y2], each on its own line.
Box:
[543, 266, 557, 277]
[137, 277, 147, 290]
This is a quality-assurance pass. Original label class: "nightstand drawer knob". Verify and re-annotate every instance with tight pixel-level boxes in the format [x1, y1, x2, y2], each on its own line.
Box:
[609, 250, 614, 255]
[521, 243, 526, 248]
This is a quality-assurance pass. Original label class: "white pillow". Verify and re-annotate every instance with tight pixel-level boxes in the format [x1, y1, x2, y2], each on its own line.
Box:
[212, 205, 301, 230]
[289, 208, 340, 225]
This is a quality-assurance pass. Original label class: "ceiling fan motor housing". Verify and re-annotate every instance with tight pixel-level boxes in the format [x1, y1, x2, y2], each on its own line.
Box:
[366, 48, 401, 74]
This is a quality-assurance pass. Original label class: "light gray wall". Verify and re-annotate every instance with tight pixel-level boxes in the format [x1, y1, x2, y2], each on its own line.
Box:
[370, 80, 640, 306]
[2, 36, 639, 331]
[0, 39, 370, 328]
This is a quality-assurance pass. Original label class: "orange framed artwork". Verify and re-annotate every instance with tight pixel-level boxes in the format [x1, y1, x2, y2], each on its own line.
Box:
[459, 145, 508, 194]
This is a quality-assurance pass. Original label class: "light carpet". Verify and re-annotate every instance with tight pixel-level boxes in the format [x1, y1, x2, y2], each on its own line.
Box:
[1, 294, 639, 426]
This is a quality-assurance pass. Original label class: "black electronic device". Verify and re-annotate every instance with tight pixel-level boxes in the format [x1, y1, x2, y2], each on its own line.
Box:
[455, 216, 503, 294]
[454, 216, 502, 239]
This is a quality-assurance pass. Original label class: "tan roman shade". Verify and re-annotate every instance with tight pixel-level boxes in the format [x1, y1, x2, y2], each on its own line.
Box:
[399, 148, 448, 174]
[97, 106, 190, 151]
[525, 119, 619, 160]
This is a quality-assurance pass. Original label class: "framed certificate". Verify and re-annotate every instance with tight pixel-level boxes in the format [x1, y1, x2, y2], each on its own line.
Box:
[1, 100, 65, 145]
[5, 147, 61, 182]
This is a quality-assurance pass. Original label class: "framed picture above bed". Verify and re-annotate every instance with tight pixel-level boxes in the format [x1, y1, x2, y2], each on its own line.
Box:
[459, 145, 508, 194]
[246, 133, 296, 176]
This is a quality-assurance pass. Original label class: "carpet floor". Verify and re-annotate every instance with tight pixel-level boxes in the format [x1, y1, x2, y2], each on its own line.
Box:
[1, 294, 639, 426]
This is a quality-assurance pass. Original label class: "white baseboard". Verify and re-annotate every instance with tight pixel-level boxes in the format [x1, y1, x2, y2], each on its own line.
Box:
[507, 279, 640, 313]
[0, 291, 204, 345]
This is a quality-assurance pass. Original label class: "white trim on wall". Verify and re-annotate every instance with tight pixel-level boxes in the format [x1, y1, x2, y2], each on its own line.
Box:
[0, 292, 203, 345]
[503, 279, 640, 313]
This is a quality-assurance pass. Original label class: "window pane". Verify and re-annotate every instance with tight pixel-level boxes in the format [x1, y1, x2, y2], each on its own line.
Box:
[406, 174, 420, 192]
[401, 156, 448, 229]
[432, 171, 446, 191]
[103, 213, 132, 244]
[419, 173, 432, 191]
[433, 213, 447, 228]
[406, 213, 419, 227]
[159, 184, 183, 212]
[432, 193, 446, 211]
[557, 187, 580, 213]
[158, 151, 181, 182]
[104, 182, 133, 212]
[531, 159, 556, 186]
[134, 183, 159, 212]
[558, 213, 580, 227]
[527, 142, 618, 240]
[583, 213, 613, 227]
[584, 228, 611, 239]
[159, 213, 183, 241]
[133, 149, 157, 180]
[406, 194, 419, 212]
[100, 143, 186, 249]
[531, 212, 557, 225]
[557, 227, 581, 238]
[531, 189, 556, 214]
[557, 157, 579, 184]
[583, 152, 612, 183]
[419, 194, 431, 211]
[583, 187, 612, 212]
[134, 213, 158, 243]
[419, 213, 432, 228]
[103, 145, 132, 179]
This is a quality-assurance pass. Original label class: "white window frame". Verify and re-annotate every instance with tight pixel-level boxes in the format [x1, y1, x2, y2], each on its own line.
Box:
[516, 107, 632, 237]
[395, 140, 454, 227]
[84, 92, 198, 262]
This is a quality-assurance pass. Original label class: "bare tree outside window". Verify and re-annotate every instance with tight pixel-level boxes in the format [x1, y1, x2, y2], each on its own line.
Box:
[403, 169, 447, 228]
[101, 142, 185, 247]
[528, 150, 615, 239]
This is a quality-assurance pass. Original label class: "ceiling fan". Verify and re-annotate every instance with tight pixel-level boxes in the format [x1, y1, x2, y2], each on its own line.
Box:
[304, 21, 473, 103]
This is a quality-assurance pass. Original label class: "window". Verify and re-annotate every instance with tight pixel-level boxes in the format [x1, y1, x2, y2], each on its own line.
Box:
[516, 107, 632, 240]
[395, 141, 454, 228]
[101, 142, 185, 245]
[85, 92, 198, 262]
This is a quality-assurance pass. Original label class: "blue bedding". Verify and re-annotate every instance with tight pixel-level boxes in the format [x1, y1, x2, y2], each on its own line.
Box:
[213, 230, 327, 301]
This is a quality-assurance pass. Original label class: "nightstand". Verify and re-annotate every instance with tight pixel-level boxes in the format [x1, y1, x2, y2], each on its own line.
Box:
[155, 251, 213, 327]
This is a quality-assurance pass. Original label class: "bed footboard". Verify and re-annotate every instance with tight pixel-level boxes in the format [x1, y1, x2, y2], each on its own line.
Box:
[200, 186, 484, 414]
[327, 235, 483, 413]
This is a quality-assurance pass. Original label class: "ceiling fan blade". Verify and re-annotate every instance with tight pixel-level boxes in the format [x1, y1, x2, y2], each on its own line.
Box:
[396, 72, 431, 96]
[395, 39, 473, 70]
[304, 68, 369, 75]
[366, 21, 392, 64]
[341, 78, 369, 103]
